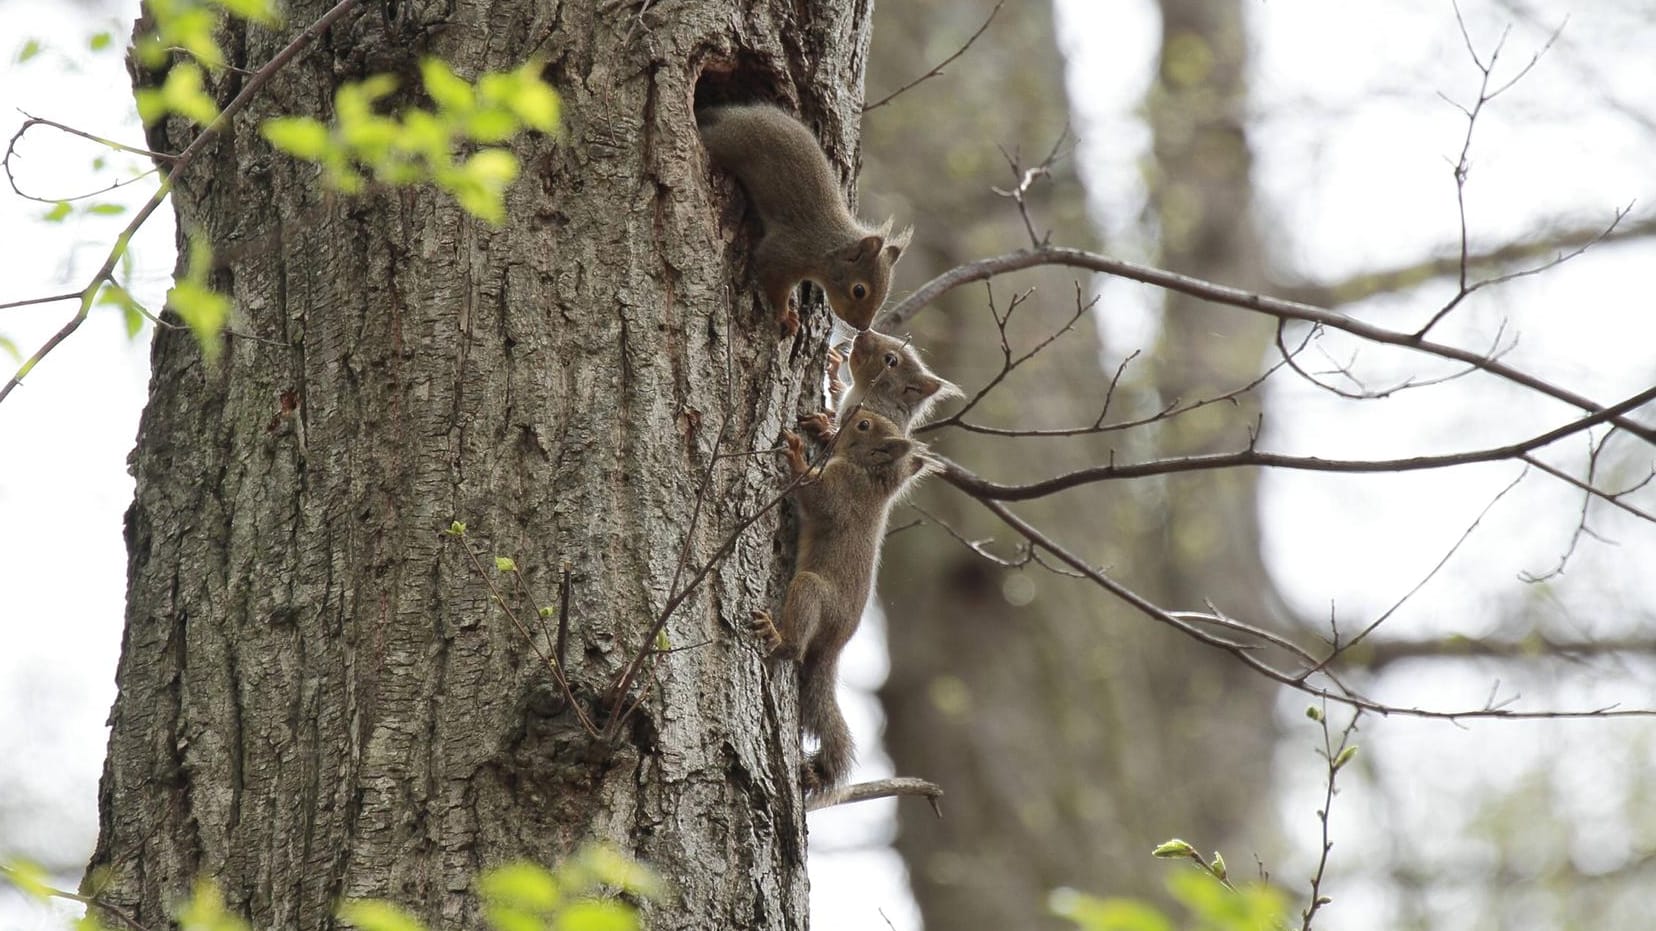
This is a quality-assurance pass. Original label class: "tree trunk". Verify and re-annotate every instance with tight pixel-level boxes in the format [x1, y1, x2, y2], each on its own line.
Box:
[864, 1, 1280, 927]
[88, 2, 874, 927]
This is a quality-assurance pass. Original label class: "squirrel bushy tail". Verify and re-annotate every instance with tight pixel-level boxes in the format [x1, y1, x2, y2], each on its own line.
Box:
[799, 649, 853, 789]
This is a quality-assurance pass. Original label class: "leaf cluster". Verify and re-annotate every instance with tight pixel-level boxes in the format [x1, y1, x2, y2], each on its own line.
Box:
[262, 59, 560, 224]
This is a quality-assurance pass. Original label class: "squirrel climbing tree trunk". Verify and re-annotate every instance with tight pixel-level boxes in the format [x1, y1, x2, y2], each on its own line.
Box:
[88, 1, 873, 927]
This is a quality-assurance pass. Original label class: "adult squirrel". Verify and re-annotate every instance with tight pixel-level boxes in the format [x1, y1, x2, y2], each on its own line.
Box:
[699, 103, 911, 336]
[751, 412, 935, 791]
[800, 328, 961, 444]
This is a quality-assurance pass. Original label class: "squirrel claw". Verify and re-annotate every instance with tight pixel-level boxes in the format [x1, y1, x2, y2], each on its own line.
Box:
[749, 610, 784, 654]
[779, 305, 802, 339]
[797, 411, 836, 444]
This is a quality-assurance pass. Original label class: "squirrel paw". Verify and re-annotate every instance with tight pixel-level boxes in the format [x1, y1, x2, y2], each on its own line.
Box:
[749, 609, 784, 654]
[826, 346, 846, 397]
[778, 302, 802, 340]
[800, 758, 826, 795]
[797, 411, 837, 445]
[781, 430, 810, 476]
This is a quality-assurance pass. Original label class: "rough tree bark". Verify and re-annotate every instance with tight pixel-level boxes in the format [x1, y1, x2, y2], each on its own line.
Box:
[87, 1, 878, 927]
[863, 1, 1280, 927]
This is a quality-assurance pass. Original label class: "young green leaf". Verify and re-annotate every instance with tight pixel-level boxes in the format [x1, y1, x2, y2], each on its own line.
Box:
[420, 58, 475, 114]
[17, 39, 43, 63]
[42, 201, 72, 222]
[1150, 839, 1197, 860]
[0, 335, 20, 364]
[338, 900, 426, 931]
[87, 203, 128, 216]
[262, 116, 331, 159]
[1332, 745, 1359, 770]
[89, 32, 113, 51]
[494, 556, 517, 572]
[480, 862, 561, 910]
[555, 900, 638, 931]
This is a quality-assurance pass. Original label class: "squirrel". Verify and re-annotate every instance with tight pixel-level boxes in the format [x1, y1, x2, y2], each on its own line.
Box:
[698, 103, 912, 337]
[751, 412, 935, 792]
[799, 328, 962, 444]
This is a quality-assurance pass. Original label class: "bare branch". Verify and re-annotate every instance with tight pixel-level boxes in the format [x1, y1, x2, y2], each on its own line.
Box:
[935, 381, 1656, 503]
[806, 776, 944, 816]
[0, 0, 365, 404]
[878, 246, 1656, 447]
[953, 485, 1656, 721]
[862, 1, 1003, 113]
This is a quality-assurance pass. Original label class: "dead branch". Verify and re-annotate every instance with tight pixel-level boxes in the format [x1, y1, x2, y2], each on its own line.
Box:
[878, 245, 1656, 447]
[863, 0, 1004, 113]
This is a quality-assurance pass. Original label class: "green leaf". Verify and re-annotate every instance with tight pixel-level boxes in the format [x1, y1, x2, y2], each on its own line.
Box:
[214, 0, 282, 26]
[1333, 744, 1359, 770]
[555, 900, 637, 931]
[87, 202, 128, 216]
[1305, 705, 1323, 722]
[466, 109, 521, 144]
[17, 39, 43, 63]
[135, 87, 167, 126]
[1, 860, 55, 900]
[573, 845, 664, 901]
[1208, 850, 1226, 881]
[89, 32, 113, 51]
[164, 7, 225, 69]
[447, 520, 467, 536]
[338, 899, 427, 931]
[162, 62, 220, 125]
[0, 335, 20, 364]
[653, 630, 671, 652]
[494, 556, 517, 573]
[539, 605, 555, 618]
[99, 283, 149, 338]
[167, 280, 229, 359]
[506, 64, 560, 132]
[481, 862, 560, 910]
[1048, 888, 1176, 931]
[420, 57, 474, 114]
[43, 201, 72, 222]
[1150, 839, 1197, 860]
[262, 116, 331, 160]
[177, 880, 250, 931]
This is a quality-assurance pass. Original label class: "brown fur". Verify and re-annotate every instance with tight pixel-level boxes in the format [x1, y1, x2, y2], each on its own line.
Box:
[751, 413, 934, 790]
[800, 329, 961, 445]
[699, 104, 911, 335]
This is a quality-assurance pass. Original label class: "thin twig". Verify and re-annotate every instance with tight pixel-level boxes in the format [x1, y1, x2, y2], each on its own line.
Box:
[805, 777, 944, 816]
[0, 0, 364, 404]
[876, 245, 1656, 446]
[862, 1, 1004, 113]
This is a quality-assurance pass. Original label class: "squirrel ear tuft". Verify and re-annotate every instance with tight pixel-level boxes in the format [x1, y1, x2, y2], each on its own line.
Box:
[848, 235, 882, 262]
[884, 224, 913, 262]
[919, 375, 963, 400]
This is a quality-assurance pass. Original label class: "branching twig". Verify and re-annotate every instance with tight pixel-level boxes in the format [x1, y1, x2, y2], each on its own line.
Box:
[1301, 704, 1360, 930]
[0, 0, 364, 404]
[955, 486, 1656, 720]
[935, 380, 1656, 503]
[876, 245, 1656, 447]
[862, 0, 1003, 113]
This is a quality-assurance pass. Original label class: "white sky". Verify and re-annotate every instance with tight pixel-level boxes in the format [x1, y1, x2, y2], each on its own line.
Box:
[4, 1, 1656, 930]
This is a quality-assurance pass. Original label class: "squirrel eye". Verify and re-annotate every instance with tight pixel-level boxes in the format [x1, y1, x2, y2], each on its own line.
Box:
[852, 284, 868, 300]
[883, 353, 899, 367]
[857, 419, 872, 431]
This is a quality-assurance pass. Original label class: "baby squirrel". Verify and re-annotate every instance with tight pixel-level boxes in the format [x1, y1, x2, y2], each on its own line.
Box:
[751, 412, 935, 792]
[800, 328, 962, 444]
[698, 103, 912, 336]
